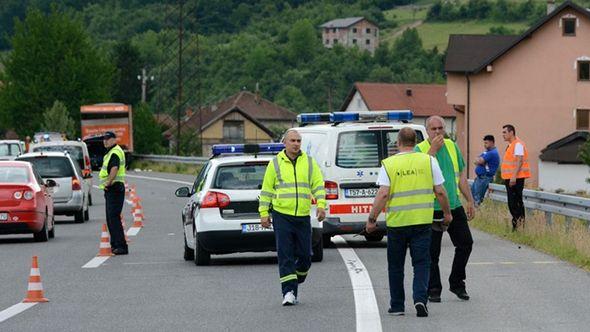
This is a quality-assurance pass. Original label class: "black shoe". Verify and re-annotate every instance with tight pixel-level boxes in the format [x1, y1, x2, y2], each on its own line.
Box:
[387, 308, 404, 316]
[415, 302, 428, 317]
[428, 293, 441, 303]
[450, 288, 470, 300]
[112, 248, 128, 255]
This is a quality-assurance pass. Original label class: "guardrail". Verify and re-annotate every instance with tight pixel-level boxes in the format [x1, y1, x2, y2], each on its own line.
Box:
[133, 154, 209, 165]
[484, 182, 590, 228]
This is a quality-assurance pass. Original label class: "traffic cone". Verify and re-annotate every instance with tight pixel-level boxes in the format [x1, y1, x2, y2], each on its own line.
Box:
[132, 209, 144, 228]
[98, 224, 114, 256]
[22, 256, 49, 303]
[132, 199, 144, 220]
[120, 214, 131, 243]
[129, 186, 136, 202]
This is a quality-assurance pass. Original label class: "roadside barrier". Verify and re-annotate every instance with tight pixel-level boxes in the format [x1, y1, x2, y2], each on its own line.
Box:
[22, 256, 48, 303]
[98, 224, 114, 257]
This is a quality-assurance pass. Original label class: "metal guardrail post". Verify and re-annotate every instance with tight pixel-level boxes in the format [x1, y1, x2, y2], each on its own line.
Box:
[565, 216, 572, 232]
[545, 211, 553, 226]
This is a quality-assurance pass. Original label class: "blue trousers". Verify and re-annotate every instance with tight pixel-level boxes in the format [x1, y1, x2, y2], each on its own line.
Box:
[272, 211, 312, 296]
[471, 175, 493, 206]
[387, 224, 432, 312]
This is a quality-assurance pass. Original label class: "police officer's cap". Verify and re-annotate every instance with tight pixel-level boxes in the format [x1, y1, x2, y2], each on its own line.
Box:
[104, 131, 116, 139]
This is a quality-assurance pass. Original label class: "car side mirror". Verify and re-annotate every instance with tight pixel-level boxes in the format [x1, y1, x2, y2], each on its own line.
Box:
[175, 186, 191, 197]
[45, 179, 57, 187]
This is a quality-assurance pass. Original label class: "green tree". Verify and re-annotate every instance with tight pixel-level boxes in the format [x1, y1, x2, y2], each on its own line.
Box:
[287, 19, 317, 64]
[112, 40, 143, 105]
[41, 100, 76, 139]
[0, 7, 113, 136]
[133, 103, 164, 154]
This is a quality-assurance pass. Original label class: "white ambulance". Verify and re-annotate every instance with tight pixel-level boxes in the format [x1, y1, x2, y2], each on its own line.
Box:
[292, 111, 428, 243]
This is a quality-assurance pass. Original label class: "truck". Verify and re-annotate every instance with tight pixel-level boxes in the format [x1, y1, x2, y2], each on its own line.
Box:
[80, 103, 133, 170]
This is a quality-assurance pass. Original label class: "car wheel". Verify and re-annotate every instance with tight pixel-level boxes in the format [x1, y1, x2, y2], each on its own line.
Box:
[312, 235, 323, 262]
[364, 234, 384, 242]
[183, 232, 194, 261]
[48, 217, 55, 239]
[322, 233, 333, 248]
[193, 233, 210, 266]
[88, 193, 93, 206]
[74, 209, 84, 223]
[34, 219, 49, 242]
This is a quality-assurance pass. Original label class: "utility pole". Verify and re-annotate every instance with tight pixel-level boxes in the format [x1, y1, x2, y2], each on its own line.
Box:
[137, 68, 154, 103]
[176, 0, 184, 156]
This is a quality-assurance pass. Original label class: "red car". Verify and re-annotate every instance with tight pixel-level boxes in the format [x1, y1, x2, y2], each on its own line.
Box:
[0, 161, 55, 241]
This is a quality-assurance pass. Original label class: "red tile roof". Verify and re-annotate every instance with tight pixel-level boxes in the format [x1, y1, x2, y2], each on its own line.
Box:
[341, 82, 455, 117]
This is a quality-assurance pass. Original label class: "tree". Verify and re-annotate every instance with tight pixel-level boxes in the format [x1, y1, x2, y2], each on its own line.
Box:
[0, 7, 113, 136]
[112, 40, 143, 105]
[133, 103, 164, 154]
[41, 100, 76, 140]
[287, 19, 318, 64]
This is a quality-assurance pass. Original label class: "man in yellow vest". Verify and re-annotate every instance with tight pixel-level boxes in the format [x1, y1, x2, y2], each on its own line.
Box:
[366, 127, 451, 317]
[415, 116, 475, 303]
[501, 124, 530, 231]
[100, 131, 128, 255]
[259, 129, 326, 306]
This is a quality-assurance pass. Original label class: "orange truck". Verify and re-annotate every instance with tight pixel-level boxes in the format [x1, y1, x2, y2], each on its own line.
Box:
[80, 103, 134, 153]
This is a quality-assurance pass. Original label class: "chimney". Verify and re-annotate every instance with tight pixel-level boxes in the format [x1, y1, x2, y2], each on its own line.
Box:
[255, 82, 261, 104]
[547, 0, 555, 15]
[405, 88, 412, 96]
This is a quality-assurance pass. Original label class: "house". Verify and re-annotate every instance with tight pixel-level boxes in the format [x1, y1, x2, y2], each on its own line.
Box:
[154, 113, 175, 130]
[445, 0, 590, 186]
[320, 17, 379, 53]
[340, 82, 456, 134]
[164, 91, 297, 156]
[539, 131, 590, 193]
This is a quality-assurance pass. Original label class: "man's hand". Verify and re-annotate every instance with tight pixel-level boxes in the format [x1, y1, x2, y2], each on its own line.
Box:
[429, 135, 444, 154]
[509, 177, 516, 187]
[443, 212, 453, 226]
[316, 208, 325, 222]
[466, 201, 475, 220]
[365, 219, 377, 234]
[261, 216, 272, 228]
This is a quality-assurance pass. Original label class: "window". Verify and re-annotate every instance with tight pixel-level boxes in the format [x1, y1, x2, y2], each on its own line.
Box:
[213, 164, 267, 190]
[579, 61, 590, 81]
[352, 28, 357, 33]
[577, 109, 590, 130]
[352, 39, 357, 44]
[223, 120, 244, 143]
[0, 143, 20, 157]
[18, 157, 74, 178]
[325, 39, 329, 45]
[366, 28, 371, 34]
[0, 166, 29, 183]
[366, 39, 371, 45]
[192, 162, 210, 194]
[563, 18, 576, 36]
[332, 28, 336, 33]
[333, 39, 338, 44]
[33, 145, 84, 170]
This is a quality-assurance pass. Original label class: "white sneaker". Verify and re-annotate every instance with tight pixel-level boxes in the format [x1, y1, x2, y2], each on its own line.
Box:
[282, 291, 297, 306]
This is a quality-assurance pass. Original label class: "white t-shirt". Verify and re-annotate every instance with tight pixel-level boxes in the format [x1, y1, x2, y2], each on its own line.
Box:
[513, 142, 524, 156]
[376, 153, 445, 187]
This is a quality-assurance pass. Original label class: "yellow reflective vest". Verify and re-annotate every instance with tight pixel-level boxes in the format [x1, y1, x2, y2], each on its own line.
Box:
[383, 152, 434, 227]
[416, 138, 460, 191]
[259, 150, 326, 217]
[99, 145, 126, 190]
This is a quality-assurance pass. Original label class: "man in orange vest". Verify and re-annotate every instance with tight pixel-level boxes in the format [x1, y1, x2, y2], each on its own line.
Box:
[501, 124, 531, 231]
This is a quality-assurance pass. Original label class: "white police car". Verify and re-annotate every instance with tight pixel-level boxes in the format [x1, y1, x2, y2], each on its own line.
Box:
[175, 143, 323, 266]
[292, 111, 428, 243]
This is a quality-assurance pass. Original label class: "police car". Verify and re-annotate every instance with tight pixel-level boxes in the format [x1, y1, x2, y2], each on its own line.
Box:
[292, 111, 427, 243]
[175, 143, 323, 266]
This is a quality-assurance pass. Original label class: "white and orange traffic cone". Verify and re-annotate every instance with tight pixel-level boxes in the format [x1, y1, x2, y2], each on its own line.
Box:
[120, 214, 130, 243]
[132, 199, 144, 220]
[22, 256, 49, 303]
[129, 186, 136, 202]
[98, 224, 114, 256]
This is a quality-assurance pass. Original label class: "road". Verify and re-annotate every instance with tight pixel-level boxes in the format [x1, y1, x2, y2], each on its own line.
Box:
[1, 171, 589, 331]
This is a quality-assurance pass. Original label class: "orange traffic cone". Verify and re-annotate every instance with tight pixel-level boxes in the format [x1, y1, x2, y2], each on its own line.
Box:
[132, 210, 144, 228]
[120, 214, 131, 243]
[129, 186, 136, 202]
[98, 224, 114, 256]
[22, 256, 49, 303]
[132, 200, 144, 220]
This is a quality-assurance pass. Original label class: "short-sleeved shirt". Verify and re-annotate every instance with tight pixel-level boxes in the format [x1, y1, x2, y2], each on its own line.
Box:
[513, 143, 524, 156]
[105, 147, 124, 192]
[475, 147, 500, 177]
[414, 141, 465, 211]
[376, 153, 444, 186]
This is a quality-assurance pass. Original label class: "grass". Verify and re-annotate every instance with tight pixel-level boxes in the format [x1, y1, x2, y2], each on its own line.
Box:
[472, 200, 590, 271]
[129, 160, 203, 176]
[384, 6, 428, 26]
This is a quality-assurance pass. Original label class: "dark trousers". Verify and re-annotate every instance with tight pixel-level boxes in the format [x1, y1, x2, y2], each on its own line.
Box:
[504, 178, 525, 230]
[387, 224, 432, 311]
[429, 206, 473, 294]
[272, 211, 312, 296]
[105, 189, 127, 250]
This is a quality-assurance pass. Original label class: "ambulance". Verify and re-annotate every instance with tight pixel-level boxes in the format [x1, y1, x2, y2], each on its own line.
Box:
[292, 111, 427, 243]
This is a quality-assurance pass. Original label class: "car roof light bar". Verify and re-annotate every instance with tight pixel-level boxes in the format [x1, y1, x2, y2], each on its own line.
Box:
[297, 111, 413, 125]
[212, 143, 284, 156]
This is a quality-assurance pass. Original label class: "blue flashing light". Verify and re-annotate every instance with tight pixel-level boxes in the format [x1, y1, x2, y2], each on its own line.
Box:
[212, 143, 284, 156]
[297, 113, 331, 124]
[387, 111, 413, 121]
[330, 112, 359, 122]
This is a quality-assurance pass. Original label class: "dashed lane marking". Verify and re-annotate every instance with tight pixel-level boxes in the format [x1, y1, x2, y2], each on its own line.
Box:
[0, 303, 37, 323]
[82, 256, 110, 269]
[333, 236, 382, 332]
[127, 227, 141, 236]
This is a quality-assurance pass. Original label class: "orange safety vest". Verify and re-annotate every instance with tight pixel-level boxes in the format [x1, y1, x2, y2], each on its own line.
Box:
[501, 138, 531, 180]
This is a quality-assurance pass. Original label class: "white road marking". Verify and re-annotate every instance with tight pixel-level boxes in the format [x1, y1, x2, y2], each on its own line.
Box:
[82, 256, 110, 268]
[0, 303, 37, 323]
[332, 236, 382, 332]
[468, 261, 562, 266]
[168, 233, 175, 236]
[127, 227, 141, 236]
[123, 261, 178, 265]
[126, 174, 192, 185]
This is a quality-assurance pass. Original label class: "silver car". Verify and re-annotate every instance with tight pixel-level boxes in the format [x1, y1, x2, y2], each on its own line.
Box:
[0, 140, 25, 161]
[17, 152, 90, 223]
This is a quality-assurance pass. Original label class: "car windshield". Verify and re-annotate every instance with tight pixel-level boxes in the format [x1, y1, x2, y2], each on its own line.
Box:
[0, 143, 20, 157]
[0, 166, 30, 183]
[18, 157, 74, 178]
[32, 145, 84, 169]
[212, 163, 268, 190]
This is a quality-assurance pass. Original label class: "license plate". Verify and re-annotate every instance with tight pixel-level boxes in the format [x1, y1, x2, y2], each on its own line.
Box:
[344, 188, 378, 198]
[242, 223, 273, 233]
[0, 213, 7, 221]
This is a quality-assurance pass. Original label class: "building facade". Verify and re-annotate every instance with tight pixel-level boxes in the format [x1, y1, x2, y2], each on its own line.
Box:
[320, 17, 379, 54]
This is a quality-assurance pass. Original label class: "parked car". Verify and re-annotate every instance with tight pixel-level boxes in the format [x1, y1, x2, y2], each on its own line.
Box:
[0, 161, 56, 241]
[16, 152, 90, 223]
[0, 140, 25, 161]
[30, 140, 94, 205]
[83, 135, 107, 171]
[33, 132, 65, 143]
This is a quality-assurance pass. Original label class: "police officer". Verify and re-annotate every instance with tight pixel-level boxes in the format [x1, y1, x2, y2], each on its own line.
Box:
[259, 129, 326, 306]
[100, 131, 128, 255]
[366, 127, 451, 317]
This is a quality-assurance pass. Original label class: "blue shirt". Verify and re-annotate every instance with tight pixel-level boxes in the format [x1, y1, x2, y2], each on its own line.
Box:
[475, 147, 500, 177]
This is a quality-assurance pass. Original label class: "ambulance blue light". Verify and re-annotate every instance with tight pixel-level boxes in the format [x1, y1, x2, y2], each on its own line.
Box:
[297, 113, 331, 124]
[387, 111, 413, 121]
[330, 112, 359, 122]
[212, 143, 284, 156]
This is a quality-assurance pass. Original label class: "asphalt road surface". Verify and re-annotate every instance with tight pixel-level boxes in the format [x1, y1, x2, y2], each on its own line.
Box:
[1, 171, 589, 331]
